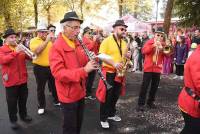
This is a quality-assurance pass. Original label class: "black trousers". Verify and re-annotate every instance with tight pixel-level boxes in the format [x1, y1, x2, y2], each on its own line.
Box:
[86, 70, 96, 96]
[181, 111, 200, 134]
[5, 83, 28, 122]
[100, 72, 122, 121]
[138, 51, 143, 71]
[138, 72, 160, 106]
[61, 99, 85, 134]
[33, 65, 58, 108]
[175, 64, 184, 76]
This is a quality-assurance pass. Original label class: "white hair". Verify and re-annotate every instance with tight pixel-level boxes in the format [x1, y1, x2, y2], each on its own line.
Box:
[60, 21, 73, 32]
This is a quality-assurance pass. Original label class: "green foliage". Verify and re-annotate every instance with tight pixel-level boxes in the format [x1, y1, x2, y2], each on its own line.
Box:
[174, 0, 200, 27]
[119, 0, 153, 21]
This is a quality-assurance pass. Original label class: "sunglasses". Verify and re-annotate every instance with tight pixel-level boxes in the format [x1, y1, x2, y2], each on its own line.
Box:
[119, 28, 127, 32]
[157, 34, 163, 37]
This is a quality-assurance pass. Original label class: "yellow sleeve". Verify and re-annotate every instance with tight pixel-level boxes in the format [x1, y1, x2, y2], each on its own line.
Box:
[99, 38, 108, 54]
[29, 38, 41, 52]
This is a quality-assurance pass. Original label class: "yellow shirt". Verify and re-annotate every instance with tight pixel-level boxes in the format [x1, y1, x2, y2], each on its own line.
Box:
[99, 34, 127, 69]
[29, 37, 52, 66]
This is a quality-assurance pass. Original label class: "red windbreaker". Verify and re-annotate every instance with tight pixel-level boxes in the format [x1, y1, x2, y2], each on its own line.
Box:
[178, 46, 200, 118]
[142, 38, 165, 73]
[0, 44, 28, 87]
[49, 33, 88, 103]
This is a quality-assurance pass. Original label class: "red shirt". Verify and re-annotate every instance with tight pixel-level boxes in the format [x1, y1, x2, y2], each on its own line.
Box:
[49, 33, 89, 103]
[0, 44, 28, 87]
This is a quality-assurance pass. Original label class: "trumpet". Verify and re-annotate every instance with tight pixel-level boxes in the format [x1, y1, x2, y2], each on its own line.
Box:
[16, 43, 37, 59]
[153, 37, 163, 65]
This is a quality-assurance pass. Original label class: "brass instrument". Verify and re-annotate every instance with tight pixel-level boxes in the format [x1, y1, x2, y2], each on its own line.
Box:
[153, 36, 163, 65]
[163, 37, 173, 55]
[117, 57, 133, 77]
[117, 37, 133, 77]
[16, 43, 37, 59]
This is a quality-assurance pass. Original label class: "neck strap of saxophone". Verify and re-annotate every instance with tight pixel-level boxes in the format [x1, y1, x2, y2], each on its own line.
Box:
[113, 34, 122, 57]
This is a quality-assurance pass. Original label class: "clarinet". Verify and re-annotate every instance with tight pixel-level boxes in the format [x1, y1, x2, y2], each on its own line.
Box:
[78, 37, 112, 90]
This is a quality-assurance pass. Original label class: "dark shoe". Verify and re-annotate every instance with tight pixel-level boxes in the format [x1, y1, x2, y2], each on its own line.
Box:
[10, 122, 20, 129]
[20, 115, 32, 122]
[136, 105, 145, 112]
[147, 103, 157, 109]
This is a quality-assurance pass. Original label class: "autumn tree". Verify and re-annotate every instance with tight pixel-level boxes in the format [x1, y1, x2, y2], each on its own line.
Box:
[174, 0, 200, 27]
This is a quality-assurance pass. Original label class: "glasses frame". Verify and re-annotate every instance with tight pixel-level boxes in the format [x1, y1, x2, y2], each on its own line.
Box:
[65, 24, 81, 31]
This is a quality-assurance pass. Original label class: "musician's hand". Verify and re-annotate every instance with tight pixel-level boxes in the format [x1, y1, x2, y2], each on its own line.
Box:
[125, 51, 131, 59]
[16, 45, 22, 53]
[114, 62, 123, 70]
[84, 60, 97, 73]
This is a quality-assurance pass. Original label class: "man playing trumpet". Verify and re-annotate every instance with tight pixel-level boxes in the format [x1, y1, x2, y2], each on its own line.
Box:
[29, 24, 59, 115]
[137, 27, 166, 112]
[0, 28, 32, 129]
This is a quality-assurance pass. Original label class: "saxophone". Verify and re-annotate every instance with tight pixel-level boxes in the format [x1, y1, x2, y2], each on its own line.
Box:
[117, 37, 133, 77]
[117, 57, 133, 77]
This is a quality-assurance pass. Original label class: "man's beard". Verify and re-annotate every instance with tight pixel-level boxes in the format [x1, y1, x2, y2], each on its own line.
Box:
[117, 33, 125, 39]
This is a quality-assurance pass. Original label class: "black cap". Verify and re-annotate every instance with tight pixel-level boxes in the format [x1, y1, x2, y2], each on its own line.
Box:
[47, 24, 56, 30]
[112, 20, 128, 28]
[83, 26, 91, 35]
[155, 27, 165, 34]
[3, 28, 17, 38]
[60, 11, 83, 24]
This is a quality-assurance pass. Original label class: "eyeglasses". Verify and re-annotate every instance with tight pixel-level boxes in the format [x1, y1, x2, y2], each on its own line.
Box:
[119, 28, 127, 32]
[65, 25, 81, 30]
[50, 30, 56, 32]
[157, 34, 164, 37]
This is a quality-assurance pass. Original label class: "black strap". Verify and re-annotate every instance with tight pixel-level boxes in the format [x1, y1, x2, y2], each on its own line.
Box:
[113, 35, 122, 57]
[185, 87, 200, 102]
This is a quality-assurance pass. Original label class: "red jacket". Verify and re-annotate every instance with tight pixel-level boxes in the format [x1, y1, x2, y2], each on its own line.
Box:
[178, 46, 200, 118]
[0, 44, 28, 87]
[142, 38, 165, 73]
[82, 36, 99, 54]
[49, 33, 88, 103]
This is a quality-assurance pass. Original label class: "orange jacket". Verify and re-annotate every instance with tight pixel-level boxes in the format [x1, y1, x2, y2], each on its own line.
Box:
[178, 46, 200, 118]
[0, 44, 28, 87]
[142, 38, 165, 73]
[49, 33, 89, 103]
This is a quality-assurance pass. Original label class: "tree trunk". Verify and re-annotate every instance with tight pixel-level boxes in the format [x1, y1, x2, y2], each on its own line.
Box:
[163, 0, 174, 36]
[118, 0, 123, 17]
[33, 0, 38, 27]
[80, 0, 85, 19]
[47, 7, 51, 25]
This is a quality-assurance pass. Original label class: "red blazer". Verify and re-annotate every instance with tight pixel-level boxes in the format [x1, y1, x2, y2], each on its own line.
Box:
[142, 38, 165, 73]
[49, 33, 88, 103]
[0, 44, 28, 87]
[178, 46, 200, 118]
